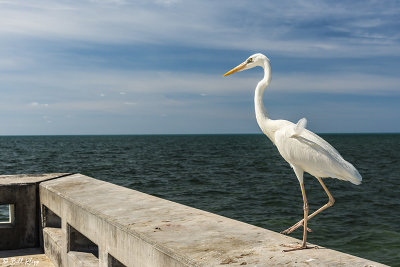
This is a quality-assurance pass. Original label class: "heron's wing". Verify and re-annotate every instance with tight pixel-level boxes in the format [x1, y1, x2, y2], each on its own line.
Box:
[296, 130, 341, 160]
[275, 120, 362, 184]
[288, 122, 339, 162]
[282, 117, 339, 157]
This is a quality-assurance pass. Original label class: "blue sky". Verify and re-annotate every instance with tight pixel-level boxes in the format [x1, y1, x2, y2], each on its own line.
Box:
[0, 0, 399, 135]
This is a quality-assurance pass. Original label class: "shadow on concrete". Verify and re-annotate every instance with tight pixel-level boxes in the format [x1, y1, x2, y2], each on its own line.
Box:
[0, 247, 44, 258]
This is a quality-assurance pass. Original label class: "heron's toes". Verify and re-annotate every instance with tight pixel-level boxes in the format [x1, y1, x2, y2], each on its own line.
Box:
[281, 222, 312, 235]
[281, 243, 318, 252]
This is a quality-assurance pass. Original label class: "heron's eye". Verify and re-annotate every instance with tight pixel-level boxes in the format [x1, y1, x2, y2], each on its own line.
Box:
[247, 58, 253, 63]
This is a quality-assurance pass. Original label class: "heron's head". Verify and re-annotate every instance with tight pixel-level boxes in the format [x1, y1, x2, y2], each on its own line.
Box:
[223, 53, 268, 77]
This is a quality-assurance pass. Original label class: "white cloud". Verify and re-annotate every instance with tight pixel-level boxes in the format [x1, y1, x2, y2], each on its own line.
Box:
[271, 73, 400, 94]
[0, 0, 398, 57]
[5, 67, 398, 99]
[2, 68, 397, 119]
[30, 102, 49, 108]
[154, 0, 181, 6]
[42, 115, 52, 123]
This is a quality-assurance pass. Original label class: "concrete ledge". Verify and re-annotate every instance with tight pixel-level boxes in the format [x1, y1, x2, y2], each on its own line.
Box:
[67, 251, 99, 267]
[39, 174, 387, 266]
[0, 173, 70, 185]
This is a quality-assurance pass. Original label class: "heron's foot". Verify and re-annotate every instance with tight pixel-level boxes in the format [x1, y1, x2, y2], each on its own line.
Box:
[281, 220, 312, 235]
[281, 243, 319, 252]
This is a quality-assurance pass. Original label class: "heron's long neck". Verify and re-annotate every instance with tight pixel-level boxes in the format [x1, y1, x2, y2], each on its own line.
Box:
[255, 61, 271, 122]
[255, 60, 275, 141]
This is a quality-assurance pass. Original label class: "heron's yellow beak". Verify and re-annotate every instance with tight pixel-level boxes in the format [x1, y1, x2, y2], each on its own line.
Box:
[223, 62, 247, 77]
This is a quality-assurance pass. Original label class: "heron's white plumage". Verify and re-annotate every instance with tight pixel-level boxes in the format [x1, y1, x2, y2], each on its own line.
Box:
[225, 53, 362, 185]
[224, 52, 362, 250]
[274, 120, 362, 184]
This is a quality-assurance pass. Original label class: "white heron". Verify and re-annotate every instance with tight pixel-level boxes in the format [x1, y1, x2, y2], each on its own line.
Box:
[223, 53, 362, 251]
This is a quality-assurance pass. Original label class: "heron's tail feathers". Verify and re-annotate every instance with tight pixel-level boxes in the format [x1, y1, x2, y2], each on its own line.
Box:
[337, 161, 362, 185]
[347, 167, 362, 185]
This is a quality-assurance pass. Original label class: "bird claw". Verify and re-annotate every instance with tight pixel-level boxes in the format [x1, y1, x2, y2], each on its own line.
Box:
[281, 221, 312, 235]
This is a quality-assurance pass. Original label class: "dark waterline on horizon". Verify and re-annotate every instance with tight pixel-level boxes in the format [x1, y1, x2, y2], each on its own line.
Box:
[0, 134, 399, 266]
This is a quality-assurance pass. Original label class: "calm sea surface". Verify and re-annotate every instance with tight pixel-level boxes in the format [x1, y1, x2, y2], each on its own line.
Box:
[0, 134, 399, 266]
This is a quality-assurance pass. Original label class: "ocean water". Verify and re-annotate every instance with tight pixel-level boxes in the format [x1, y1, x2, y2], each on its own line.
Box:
[0, 134, 399, 266]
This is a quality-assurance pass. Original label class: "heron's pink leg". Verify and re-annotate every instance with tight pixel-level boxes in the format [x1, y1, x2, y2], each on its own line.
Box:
[281, 177, 335, 235]
[283, 182, 310, 252]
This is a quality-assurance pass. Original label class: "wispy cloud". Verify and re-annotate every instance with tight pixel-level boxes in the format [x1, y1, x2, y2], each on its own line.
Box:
[30, 102, 49, 108]
[2, 68, 398, 115]
[0, 1, 399, 55]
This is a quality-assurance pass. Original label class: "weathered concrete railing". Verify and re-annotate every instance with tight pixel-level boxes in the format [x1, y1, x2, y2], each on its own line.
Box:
[39, 174, 386, 267]
[1, 174, 388, 266]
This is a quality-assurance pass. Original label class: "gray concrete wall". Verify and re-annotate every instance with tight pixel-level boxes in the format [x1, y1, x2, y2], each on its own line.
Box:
[0, 174, 70, 250]
[39, 174, 387, 267]
[0, 183, 36, 249]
